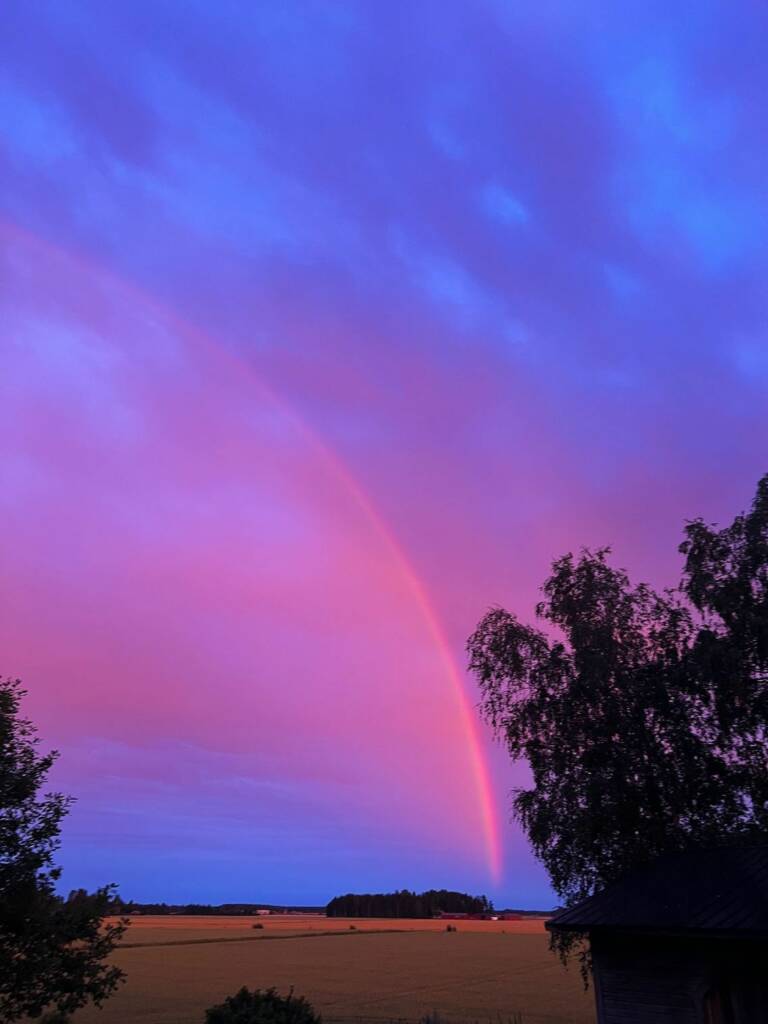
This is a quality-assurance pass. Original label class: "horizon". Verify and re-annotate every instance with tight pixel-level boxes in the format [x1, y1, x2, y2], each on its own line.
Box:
[113, 896, 556, 911]
[3, 1, 768, 911]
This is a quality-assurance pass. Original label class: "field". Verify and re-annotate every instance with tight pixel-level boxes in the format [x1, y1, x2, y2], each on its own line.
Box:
[73, 915, 594, 1024]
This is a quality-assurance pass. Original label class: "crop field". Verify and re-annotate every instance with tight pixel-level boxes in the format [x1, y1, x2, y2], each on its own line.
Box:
[73, 916, 594, 1024]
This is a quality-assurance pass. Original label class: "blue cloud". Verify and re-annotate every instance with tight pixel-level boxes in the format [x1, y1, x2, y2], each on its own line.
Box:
[606, 53, 765, 271]
[480, 183, 529, 227]
[733, 339, 768, 384]
[0, 81, 78, 166]
[391, 229, 516, 338]
[602, 263, 643, 301]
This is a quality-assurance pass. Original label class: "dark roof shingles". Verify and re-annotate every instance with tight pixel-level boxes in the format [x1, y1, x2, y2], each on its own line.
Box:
[547, 845, 768, 936]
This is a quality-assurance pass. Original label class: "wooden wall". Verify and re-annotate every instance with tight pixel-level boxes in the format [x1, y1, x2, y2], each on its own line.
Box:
[589, 933, 768, 1024]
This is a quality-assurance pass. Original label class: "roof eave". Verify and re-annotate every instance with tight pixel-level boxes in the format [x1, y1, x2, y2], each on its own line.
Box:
[546, 921, 768, 942]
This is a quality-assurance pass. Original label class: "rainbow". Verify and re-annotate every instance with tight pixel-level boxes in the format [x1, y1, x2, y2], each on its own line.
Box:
[2, 220, 503, 883]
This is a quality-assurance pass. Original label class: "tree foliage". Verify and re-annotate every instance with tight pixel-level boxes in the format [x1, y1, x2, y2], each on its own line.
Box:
[0, 678, 127, 1021]
[326, 889, 492, 918]
[205, 988, 321, 1024]
[467, 475, 768, 919]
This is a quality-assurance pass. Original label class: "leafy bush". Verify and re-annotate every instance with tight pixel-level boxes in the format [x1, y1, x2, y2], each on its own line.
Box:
[205, 987, 320, 1024]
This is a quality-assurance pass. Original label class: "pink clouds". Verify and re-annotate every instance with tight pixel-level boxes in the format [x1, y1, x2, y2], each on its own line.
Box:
[1, 225, 500, 898]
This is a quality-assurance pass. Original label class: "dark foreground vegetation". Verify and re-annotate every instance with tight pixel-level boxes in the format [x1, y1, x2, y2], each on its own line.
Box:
[326, 890, 492, 918]
[469, 472, 768, 966]
[0, 678, 126, 1022]
[205, 988, 321, 1024]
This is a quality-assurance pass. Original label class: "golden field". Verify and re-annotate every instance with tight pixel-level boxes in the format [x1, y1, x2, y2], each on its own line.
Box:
[73, 915, 594, 1024]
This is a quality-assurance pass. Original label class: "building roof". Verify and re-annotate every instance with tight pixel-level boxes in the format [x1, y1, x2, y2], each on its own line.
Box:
[546, 845, 768, 939]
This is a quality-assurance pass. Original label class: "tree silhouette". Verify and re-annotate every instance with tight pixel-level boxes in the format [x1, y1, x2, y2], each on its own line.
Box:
[325, 889, 491, 918]
[468, 475, 768, 937]
[0, 678, 127, 1021]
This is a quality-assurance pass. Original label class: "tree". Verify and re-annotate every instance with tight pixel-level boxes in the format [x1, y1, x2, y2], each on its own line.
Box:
[467, 475, 768, 944]
[0, 677, 127, 1021]
[325, 889, 492, 918]
[680, 474, 768, 829]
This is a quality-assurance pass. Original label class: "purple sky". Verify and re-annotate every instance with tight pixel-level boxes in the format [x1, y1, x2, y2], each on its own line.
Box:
[2, 1, 767, 907]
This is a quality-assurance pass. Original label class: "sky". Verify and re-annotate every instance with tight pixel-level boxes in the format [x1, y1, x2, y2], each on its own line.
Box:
[1, 1, 767, 908]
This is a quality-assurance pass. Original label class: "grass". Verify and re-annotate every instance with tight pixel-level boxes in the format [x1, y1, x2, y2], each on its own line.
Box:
[71, 917, 593, 1024]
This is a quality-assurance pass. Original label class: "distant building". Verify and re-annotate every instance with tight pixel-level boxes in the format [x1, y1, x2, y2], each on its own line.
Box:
[437, 912, 518, 921]
[547, 846, 768, 1023]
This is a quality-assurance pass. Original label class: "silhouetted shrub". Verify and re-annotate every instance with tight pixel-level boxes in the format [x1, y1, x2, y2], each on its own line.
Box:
[252, 923, 264, 929]
[205, 988, 320, 1024]
[445, 924, 457, 932]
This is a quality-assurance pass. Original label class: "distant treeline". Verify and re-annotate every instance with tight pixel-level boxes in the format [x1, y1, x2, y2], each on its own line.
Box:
[113, 901, 323, 916]
[326, 889, 493, 918]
